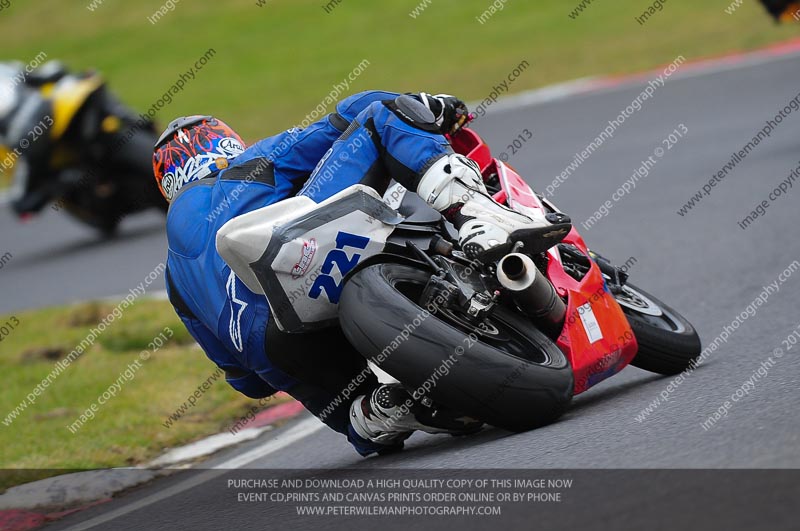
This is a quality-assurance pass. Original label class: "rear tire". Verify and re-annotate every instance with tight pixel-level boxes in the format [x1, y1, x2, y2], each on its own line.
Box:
[614, 283, 701, 375]
[338, 262, 574, 432]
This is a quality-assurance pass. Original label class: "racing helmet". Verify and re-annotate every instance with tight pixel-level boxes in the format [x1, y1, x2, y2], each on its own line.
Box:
[153, 115, 245, 202]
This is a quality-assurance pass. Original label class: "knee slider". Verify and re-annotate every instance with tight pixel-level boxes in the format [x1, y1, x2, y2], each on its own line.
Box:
[416, 153, 485, 211]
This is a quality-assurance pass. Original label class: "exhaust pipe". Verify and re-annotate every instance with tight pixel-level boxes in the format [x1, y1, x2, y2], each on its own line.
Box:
[497, 253, 566, 331]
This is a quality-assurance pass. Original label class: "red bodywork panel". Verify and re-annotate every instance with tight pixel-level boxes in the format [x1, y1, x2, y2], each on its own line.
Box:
[451, 128, 638, 394]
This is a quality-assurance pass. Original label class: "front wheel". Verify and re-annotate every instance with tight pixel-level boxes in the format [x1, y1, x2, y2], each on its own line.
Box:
[338, 262, 574, 432]
[62, 201, 119, 237]
[614, 283, 701, 375]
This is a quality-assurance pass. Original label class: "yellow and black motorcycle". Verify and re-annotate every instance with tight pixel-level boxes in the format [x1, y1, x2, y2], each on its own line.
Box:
[0, 61, 165, 235]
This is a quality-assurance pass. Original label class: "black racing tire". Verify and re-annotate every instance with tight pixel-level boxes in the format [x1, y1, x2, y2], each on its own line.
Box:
[338, 262, 574, 432]
[614, 282, 702, 375]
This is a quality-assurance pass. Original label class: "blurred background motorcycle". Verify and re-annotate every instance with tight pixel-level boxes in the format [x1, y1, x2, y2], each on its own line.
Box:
[0, 60, 164, 236]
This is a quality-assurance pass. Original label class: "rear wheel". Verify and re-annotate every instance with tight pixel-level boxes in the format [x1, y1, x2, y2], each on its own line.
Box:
[614, 283, 701, 375]
[338, 262, 574, 432]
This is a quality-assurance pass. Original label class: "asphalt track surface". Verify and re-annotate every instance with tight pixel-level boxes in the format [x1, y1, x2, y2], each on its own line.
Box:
[12, 51, 800, 529]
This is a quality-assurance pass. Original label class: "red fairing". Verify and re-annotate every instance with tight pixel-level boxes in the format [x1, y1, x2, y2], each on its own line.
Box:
[546, 232, 638, 395]
[451, 127, 638, 395]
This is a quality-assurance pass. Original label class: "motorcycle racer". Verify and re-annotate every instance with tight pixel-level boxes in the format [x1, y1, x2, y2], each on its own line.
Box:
[155, 90, 571, 456]
[0, 60, 68, 215]
[0, 60, 162, 231]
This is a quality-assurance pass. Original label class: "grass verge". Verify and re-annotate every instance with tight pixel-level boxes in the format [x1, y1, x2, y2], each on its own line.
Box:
[0, 299, 289, 492]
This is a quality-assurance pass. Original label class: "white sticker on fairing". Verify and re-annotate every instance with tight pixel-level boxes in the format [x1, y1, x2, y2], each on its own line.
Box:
[291, 238, 317, 279]
[577, 302, 603, 344]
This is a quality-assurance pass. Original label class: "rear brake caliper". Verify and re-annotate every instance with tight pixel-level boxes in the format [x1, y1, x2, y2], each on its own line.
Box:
[465, 291, 497, 321]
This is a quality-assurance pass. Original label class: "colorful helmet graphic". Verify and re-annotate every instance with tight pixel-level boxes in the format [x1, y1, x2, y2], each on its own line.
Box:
[153, 115, 246, 202]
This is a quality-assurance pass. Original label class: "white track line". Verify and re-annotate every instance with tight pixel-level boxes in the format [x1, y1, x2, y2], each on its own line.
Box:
[62, 417, 324, 531]
[210, 417, 323, 470]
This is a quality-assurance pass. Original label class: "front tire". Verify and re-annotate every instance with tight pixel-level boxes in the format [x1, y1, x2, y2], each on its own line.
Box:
[338, 262, 574, 432]
[614, 283, 701, 375]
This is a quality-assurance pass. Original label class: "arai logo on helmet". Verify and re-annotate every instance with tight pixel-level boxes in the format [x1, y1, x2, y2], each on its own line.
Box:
[219, 137, 245, 156]
[162, 136, 245, 200]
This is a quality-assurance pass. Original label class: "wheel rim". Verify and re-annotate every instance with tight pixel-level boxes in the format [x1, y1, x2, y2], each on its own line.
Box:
[615, 285, 686, 334]
[615, 285, 663, 316]
[389, 275, 550, 365]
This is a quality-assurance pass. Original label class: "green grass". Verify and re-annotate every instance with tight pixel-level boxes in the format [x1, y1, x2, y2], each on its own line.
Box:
[0, 0, 796, 141]
[0, 300, 287, 490]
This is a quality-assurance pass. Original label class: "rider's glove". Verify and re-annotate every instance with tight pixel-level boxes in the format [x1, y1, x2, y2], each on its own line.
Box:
[419, 93, 470, 135]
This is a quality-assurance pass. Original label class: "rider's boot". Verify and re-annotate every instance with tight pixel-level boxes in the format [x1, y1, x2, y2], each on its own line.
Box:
[416, 154, 571, 262]
[349, 384, 482, 454]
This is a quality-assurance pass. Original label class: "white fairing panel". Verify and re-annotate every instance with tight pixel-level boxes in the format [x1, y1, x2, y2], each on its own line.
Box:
[216, 184, 402, 332]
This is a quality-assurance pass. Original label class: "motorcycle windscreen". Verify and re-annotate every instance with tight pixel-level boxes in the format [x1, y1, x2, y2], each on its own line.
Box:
[217, 184, 402, 333]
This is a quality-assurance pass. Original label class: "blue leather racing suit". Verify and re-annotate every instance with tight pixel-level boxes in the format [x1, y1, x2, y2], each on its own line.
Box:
[165, 91, 452, 454]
